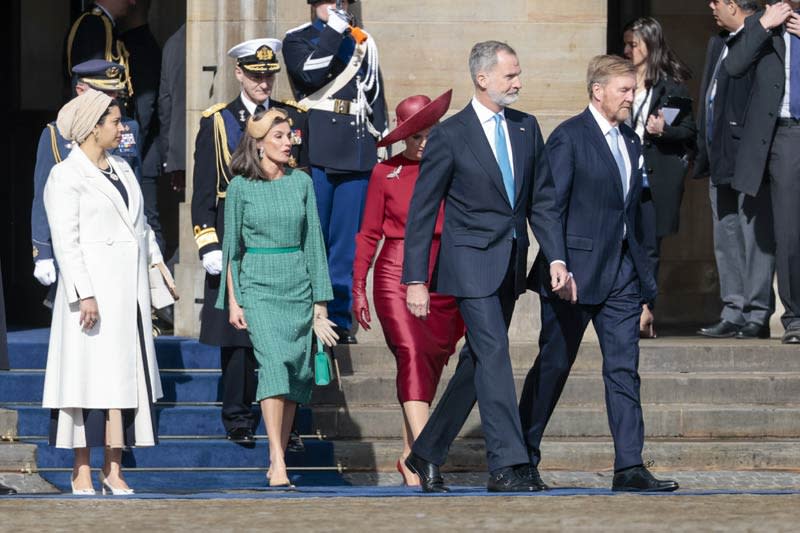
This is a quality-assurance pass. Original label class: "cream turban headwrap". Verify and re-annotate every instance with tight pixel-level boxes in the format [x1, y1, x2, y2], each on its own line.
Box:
[56, 88, 113, 143]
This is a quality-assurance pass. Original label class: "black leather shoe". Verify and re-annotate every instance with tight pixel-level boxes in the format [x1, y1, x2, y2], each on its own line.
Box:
[697, 320, 741, 338]
[286, 429, 305, 453]
[521, 464, 549, 491]
[487, 466, 540, 493]
[405, 452, 449, 493]
[735, 322, 770, 339]
[782, 328, 800, 344]
[227, 427, 256, 448]
[612, 466, 678, 492]
[0, 482, 17, 495]
[333, 326, 358, 344]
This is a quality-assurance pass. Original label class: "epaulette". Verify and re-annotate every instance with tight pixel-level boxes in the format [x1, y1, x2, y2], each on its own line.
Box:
[202, 102, 227, 118]
[285, 22, 312, 35]
[281, 99, 308, 113]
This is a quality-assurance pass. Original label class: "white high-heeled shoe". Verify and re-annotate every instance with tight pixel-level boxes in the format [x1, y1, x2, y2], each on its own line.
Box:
[98, 471, 134, 495]
[70, 479, 96, 496]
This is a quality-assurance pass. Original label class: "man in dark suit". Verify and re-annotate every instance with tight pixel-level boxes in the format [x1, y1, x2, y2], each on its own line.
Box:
[521, 55, 678, 492]
[191, 38, 308, 447]
[724, 0, 800, 344]
[694, 0, 775, 341]
[402, 41, 568, 493]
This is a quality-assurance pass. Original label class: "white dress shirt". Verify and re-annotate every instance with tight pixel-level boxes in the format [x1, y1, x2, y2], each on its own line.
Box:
[471, 97, 515, 176]
[781, 31, 793, 119]
[240, 91, 268, 116]
[588, 103, 632, 197]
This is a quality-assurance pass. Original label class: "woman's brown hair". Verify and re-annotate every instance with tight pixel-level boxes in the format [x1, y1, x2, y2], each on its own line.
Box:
[230, 107, 291, 181]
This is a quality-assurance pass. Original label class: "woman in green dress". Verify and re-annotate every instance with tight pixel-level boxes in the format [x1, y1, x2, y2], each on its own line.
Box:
[216, 108, 338, 487]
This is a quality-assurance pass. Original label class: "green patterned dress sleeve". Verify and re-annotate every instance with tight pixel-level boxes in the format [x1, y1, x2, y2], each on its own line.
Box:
[215, 176, 245, 310]
[300, 172, 334, 303]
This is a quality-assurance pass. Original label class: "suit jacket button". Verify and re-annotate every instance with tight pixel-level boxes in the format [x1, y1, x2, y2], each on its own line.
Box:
[331, 118, 337, 123]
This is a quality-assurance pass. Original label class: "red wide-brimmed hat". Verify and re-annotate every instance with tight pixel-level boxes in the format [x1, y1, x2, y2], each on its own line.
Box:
[377, 89, 453, 148]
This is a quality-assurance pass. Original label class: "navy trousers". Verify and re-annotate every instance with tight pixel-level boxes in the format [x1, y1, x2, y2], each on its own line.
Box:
[310, 166, 370, 331]
[220, 346, 257, 432]
[520, 245, 645, 471]
[412, 247, 529, 472]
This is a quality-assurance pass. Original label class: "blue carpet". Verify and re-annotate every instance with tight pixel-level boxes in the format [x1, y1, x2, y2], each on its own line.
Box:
[7, 486, 800, 499]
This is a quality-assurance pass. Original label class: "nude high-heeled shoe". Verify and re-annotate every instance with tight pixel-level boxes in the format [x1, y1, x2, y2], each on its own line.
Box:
[98, 471, 134, 495]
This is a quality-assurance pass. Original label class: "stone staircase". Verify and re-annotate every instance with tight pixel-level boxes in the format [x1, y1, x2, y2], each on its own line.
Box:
[312, 338, 800, 472]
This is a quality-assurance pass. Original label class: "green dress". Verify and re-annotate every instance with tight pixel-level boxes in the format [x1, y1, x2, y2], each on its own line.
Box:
[216, 169, 333, 403]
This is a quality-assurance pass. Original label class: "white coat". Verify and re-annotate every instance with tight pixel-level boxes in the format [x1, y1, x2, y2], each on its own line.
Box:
[42, 146, 164, 409]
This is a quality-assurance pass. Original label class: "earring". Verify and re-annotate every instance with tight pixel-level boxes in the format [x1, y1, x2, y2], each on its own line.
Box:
[257, 147, 264, 160]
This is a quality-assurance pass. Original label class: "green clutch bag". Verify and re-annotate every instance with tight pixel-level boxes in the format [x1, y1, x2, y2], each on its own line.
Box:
[314, 337, 333, 387]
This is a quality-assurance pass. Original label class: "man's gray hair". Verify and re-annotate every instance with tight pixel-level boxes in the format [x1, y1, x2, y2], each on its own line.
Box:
[725, 0, 760, 13]
[468, 40, 517, 85]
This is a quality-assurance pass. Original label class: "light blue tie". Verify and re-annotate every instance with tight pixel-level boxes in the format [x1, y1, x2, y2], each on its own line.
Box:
[493, 114, 515, 206]
[608, 128, 629, 199]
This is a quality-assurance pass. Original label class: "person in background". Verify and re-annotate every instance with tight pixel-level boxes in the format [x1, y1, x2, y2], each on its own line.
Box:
[31, 60, 142, 305]
[283, 0, 388, 344]
[158, 23, 186, 194]
[42, 90, 164, 495]
[622, 16, 697, 338]
[216, 108, 337, 487]
[352, 90, 465, 486]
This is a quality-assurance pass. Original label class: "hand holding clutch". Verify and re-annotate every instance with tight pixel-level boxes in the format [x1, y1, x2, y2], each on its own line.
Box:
[352, 279, 371, 330]
[313, 302, 339, 347]
[149, 262, 179, 310]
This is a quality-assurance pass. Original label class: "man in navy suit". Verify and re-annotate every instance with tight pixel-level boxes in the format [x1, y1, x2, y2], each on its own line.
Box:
[402, 41, 569, 493]
[521, 55, 678, 492]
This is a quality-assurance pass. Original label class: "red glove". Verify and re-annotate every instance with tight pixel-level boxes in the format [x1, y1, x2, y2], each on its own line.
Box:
[352, 279, 371, 330]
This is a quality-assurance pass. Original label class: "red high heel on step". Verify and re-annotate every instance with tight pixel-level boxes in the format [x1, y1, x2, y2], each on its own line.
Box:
[396, 460, 408, 487]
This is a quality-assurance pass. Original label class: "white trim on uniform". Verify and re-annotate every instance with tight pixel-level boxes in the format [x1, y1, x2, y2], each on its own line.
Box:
[303, 54, 334, 71]
[285, 21, 312, 35]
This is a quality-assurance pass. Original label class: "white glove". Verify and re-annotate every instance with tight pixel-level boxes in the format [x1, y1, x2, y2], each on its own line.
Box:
[33, 259, 57, 286]
[326, 6, 349, 33]
[202, 250, 223, 276]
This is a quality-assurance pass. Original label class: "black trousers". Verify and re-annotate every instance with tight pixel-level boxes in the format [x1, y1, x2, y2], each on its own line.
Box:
[767, 125, 800, 330]
[520, 245, 645, 471]
[411, 245, 529, 472]
[220, 346, 257, 432]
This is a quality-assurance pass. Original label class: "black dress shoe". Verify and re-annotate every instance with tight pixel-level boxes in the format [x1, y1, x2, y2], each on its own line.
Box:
[0, 482, 17, 495]
[227, 427, 256, 448]
[612, 466, 678, 492]
[404, 452, 449, 493]
[735, 322, 770, 339]
[286, 429, 305, 453]
[782, 328, 800, 344]
[697, 320, 741, 338]
[487, 466, 540, 493]
[521, 464, 549, 491]
[333, 326, 358, 344]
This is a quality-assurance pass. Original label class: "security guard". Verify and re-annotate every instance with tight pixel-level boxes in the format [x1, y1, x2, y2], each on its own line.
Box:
[65, 1, 134, 98]
[283, 0, 388, 343]
[31, 60, 142, 298]
[191, 38, 308, 447]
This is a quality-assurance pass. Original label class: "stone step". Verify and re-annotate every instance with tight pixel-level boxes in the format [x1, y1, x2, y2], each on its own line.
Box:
[0, 408, 17, 439]
[333, 437, 800, 472]
[0, 442, 38, 471]
[311, 371, 800, 406]
[311, 404, 800, 439]
[333, 338, 800, 374]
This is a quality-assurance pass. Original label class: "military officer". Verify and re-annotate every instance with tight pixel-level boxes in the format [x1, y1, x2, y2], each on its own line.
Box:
[191, 38, 308, 447]
[65, 1, 134, 98]
[31, 60, 142, 298]
[283, 0, 388, 344]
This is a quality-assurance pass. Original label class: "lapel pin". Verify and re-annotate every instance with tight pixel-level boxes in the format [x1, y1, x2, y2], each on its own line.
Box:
[520, 127, 526, 132]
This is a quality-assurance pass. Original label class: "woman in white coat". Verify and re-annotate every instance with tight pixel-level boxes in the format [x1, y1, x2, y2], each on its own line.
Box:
[42, 89, 164, 495]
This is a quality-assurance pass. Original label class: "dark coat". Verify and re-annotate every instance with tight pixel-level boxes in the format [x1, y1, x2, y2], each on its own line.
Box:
[725, 11, 787, 197]
[529, 108, 656, 306]
[693, 33, 755, 185]
[402, 103, 565, 299]
[639, 77, 696, 237]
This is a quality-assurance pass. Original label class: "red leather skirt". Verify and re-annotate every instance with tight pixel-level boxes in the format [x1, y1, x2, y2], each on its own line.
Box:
[373, 238, 464, 403]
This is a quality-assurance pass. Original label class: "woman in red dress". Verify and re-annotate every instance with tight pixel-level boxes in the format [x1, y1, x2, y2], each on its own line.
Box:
[352, 90, 465, 486]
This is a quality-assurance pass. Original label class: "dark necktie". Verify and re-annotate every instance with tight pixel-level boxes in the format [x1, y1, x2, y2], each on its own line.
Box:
[790, 28, 800, 119]
[255, 104, 266, 115]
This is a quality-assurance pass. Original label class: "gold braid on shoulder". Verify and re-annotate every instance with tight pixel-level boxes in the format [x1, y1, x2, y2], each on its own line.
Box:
[246, 108, 289, 139]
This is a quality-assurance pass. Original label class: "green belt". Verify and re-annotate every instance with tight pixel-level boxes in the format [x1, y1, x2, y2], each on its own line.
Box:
[246, 246, 300, 254]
